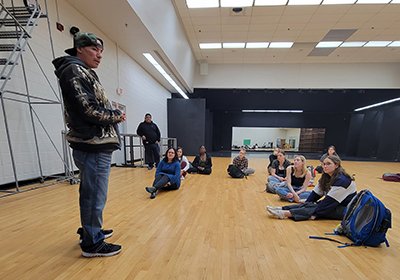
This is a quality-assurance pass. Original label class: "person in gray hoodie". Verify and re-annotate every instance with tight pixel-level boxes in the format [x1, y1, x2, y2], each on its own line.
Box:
[53, 32, 126, 258]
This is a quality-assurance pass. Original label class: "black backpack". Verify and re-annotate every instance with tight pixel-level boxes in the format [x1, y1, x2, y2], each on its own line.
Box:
[227, 164, 246, 179]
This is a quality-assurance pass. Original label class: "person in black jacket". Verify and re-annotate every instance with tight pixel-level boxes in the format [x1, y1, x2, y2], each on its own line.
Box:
[53, 32, 126, 257]
[136, 113, 161, 170]
[188, 145, 212, 175]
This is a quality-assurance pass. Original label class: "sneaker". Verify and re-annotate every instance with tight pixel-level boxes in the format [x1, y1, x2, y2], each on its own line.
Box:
[267, 209, 286, 219]
[81, 241, 122, 258]
[147, 165, 153, 170]
[77, 227, 113, 244]
[266, 205, 282, 211]
[145, 187, 157, 199]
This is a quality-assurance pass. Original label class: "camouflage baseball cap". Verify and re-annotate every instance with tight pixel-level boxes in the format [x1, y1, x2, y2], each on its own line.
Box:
[64, 32, 104, 56]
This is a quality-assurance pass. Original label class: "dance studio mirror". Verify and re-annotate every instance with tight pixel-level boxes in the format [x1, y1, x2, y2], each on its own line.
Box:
[231, 127, 326, 153]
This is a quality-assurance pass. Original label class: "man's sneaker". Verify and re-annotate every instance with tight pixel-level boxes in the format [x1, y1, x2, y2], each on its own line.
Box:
[81, 241, 122, 258]
[77, 227, 113, 244]
[147, 165, 153, 170]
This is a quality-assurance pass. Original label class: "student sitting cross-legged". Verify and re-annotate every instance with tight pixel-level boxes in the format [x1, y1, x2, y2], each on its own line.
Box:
[232, 148, 255, 176]
[275, 155, 312, 203]
[145, 147, 181, 199]
[266, 155, 356, 221]
[187, 145, 212, 175]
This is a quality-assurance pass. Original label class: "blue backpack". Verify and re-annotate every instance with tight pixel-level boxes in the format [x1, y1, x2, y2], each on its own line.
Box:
[310, 189, 392, 248]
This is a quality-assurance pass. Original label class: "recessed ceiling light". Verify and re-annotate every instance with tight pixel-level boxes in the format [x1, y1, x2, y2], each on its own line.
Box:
[221, 0, 254, 7]
[186, 0, 219, 8]
[340, 41, 366, 47]
[269, 42, 294, 48]
[288, 0, 322, 5]
[364, 41, 392, 47]
[199, 43, 222, 49]
[223, 42, 246, 48]
[388, 41, 400, 47]
[254, 0, 289, 5]
[246, 42, 270, 48]
[356, 0, 390, 3]
[316, 41, 343, 48]
[321, 0, 356, 4]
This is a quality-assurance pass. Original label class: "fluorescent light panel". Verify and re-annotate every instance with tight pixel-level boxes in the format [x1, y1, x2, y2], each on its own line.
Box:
[321, 0, 356, 4]
[340, 41, 366, 47]
[254, 0, 288, 5]
[143, 53, 188, 99]
[316, 41, 343, 48]
[186, 0, 219, 8]
[288, 0, 322, 5]
[242, 110, 303, 113]
[354, 97, 400, 112]
[364, 41, 392, 47]
[356, 0, 390, 3]
[220, 0, 254, 7]
[269, 42, 294, 48]
[246, 42, 270, 48]
[199, 43, 222, 49]
[388, 41, 400, 47]
[223, 42, 246, 48]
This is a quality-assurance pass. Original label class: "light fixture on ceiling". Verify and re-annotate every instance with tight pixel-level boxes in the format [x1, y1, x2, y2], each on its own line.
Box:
[223, 42, 246, 48]
[242, 110, 304, 113]
[254, 0, 288, 5]
[186, 0, 219, 8]
[199, 43, 222, 49]
[269, 42, 294, 48]
[288, 0, 322, 5]
[143, 53, 189, 99]
[321, 0, 356, 4]
[340, 41, 367, 47]
[356, 0, 391, 3]
[388, 41, 400, 47]
[354, 97, 400, 112]
[364, 41, 392, 47]
[316, 41, 343, 48]
[246, 42, 270, 48]
[220, 0, 254, 7]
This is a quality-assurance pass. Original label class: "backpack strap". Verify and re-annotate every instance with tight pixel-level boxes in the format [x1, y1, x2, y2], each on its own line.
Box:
[309, 236, 354, 248]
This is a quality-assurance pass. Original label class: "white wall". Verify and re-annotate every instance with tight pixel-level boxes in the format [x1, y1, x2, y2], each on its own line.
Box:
[232, 127, 300, 150]
[194, 63, 400, 89]
[127, 0, 196, 91]
[0, 0, 170, 185]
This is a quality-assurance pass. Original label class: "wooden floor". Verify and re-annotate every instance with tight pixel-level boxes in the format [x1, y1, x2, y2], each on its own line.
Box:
[0, 157, 399, 280]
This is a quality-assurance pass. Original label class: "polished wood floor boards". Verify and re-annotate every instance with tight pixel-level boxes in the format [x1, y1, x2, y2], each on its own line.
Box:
[0, 158, 399, 279]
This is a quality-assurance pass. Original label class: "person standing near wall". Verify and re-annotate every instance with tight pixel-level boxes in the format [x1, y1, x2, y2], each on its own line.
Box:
[136, 113, 161, 170]
[53, 32, 126, 257]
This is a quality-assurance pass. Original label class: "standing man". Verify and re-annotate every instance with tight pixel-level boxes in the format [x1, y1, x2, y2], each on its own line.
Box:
[53, 32, 126, 257]
[136, 113, 161, 170]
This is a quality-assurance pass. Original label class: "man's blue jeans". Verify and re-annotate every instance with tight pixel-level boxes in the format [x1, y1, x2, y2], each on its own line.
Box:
[73, 149, 112, 249]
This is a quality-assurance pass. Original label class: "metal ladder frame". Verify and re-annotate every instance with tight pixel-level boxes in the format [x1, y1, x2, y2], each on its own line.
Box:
[0, 0, 78, 197]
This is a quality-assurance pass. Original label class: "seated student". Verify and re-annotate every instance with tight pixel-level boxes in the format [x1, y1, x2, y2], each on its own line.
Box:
[275, 155, 312, 202]
[315, 145, 339, 174]
[266, 155, 356, 221]
[266, 150, 291, 193]
[145, 148, 181, 199]
[188, 145, 212, 175]
[177, 147, 190, 179]
[267, 148, 280, 174]
[232, 148, 255, 176]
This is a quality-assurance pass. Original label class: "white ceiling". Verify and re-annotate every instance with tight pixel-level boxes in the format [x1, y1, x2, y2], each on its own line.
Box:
[172, 1, 400, 64]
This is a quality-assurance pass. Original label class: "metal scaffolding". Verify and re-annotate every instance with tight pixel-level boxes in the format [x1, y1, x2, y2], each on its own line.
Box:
[0, 0, 77, 197]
